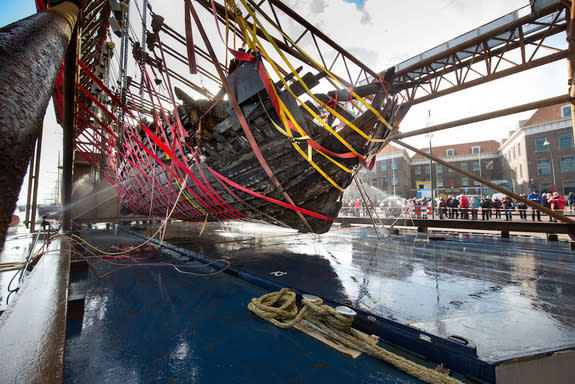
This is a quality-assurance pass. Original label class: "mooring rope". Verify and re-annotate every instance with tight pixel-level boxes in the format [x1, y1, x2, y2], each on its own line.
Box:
[248, 289, 462, 384]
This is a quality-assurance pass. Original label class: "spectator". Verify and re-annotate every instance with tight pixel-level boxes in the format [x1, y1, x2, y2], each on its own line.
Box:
[548, 192, 566, 222]
[459, 194, 469, 219]
[568, 192, 575, 213]
[527, 190, 542, 221]
[542, 193, 552, 222]
[502, 195, 514, 221]
[354, 200, 361, 216]
[493, 196, 502, 219]
[517, 194, 528, 220]
[469, 197, 480, 220]
[41, 215, 51, 231]
[447, 195, 459, 219]
[481, 195, 493, 220]
[438, 196, 447, 219]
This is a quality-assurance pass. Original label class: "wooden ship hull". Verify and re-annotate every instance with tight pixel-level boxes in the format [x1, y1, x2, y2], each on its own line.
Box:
[117, 60, 400, 233]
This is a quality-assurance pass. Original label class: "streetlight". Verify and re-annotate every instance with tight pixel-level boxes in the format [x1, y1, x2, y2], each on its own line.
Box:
[543, 138, 556, 191]
[426, 110, 434, 219]
[426, 132, 434, 219]
[391, 158, 396, 197]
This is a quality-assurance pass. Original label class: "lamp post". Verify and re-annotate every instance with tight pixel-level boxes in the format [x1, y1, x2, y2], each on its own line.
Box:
[426, 111, 434, 218]
[392, 158, 396, 197]
[426, 132, 434, 218]
[543, 138, 557, 190]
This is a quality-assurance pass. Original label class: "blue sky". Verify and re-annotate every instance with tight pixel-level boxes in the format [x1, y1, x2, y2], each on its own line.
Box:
[344, 0, 365, 8]
[0, 2, 36, 28]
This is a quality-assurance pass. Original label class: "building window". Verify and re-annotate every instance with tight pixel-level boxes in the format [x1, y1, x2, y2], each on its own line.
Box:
[437, 178, 443, 187]
[512, 146, 516, 160]
[446, 149, 455, 157]
[519, 164, 523, 178]
[517, 142, 521, 156]
[561, 105, 572, 118]
[559, 132, 573, 149]
[461, 177, 469, 186]
[473, 160, 480, 171]
[391, 159, 398, 170]
[391, 176, 398, 186]
[537, 160, 551, 175]
[535, 137, 548, 152]
[380, 160, 387, 172]
[561, 157, 575, 173]
[415, 166, 421, 175]
[436, 164, 443, 174]
[460, 162, 468, 171]
[425, 164, 430, 174]
[382, 176, 388, 186]
[472, 146, 480, 154]
[474, 179, 480, 186]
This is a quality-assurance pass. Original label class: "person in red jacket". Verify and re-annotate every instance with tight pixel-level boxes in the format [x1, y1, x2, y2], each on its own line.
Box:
[459, 195, 469, 219]
[548, 192, 566, 222]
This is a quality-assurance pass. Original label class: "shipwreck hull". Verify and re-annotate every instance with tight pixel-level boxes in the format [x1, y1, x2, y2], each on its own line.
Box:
[118, 61, 397, 233]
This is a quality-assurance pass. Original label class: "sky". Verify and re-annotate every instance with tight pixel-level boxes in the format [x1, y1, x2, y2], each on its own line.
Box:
[286, 0, 567, 149]
[0, 0, 568, 204]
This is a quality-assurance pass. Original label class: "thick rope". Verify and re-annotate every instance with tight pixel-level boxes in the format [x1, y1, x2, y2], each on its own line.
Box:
[248, 289, 462, 384]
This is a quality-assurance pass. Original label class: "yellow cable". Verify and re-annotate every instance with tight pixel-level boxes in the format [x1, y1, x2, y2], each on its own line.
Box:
[236, 1, 392, 140]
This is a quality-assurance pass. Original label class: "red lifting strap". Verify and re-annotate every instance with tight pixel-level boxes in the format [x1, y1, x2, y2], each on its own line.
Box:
[207, 167, 336, 222]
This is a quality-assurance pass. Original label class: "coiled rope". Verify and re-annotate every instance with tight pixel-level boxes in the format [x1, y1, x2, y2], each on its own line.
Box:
[248, 289, 462, 384]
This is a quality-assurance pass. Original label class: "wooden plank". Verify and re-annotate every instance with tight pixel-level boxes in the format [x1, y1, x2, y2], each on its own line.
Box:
[293, 319, 379, 359]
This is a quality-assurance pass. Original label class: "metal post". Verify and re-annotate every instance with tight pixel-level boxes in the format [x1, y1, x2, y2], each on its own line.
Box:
[30, 127, 44, 233]
[24, 138, 37, 228]
[392, 159, 396, 196]
[568, 1, 575, 143]
[62, 24, 79, 232]
[544, 139, 557, 190]
[0, 2, 80, 248]
[429, 137, 434, 219]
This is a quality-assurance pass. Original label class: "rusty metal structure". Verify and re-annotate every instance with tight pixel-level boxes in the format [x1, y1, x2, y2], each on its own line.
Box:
[1, 0, 575, 247]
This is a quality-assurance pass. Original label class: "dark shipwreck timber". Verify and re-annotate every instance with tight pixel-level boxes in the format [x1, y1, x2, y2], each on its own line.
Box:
[117, 58, 400, 233]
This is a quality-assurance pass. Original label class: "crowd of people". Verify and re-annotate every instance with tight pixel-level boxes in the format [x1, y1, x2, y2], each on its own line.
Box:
[436, 191, 573, 221]
[341, 191, 575, 221]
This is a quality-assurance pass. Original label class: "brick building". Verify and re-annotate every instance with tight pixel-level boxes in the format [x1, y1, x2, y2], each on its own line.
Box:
[364, 144, 411, 197]
[361, 103, 575, 199]
[500, 103, 575, 194]
[410, 140, 504, 197]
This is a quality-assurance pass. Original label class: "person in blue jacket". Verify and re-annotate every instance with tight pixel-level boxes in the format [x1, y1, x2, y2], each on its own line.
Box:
[527, 190, 542, 221]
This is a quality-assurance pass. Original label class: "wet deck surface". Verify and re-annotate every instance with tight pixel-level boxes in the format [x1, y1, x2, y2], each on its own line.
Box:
[64, 229, 426, 384]
[157, 222, 575, 363]
[5, 221, 562, 382]
[0, 226, 36, 312]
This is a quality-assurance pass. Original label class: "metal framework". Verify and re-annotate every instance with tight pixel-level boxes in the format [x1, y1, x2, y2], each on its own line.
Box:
[391, 1, 568, 106]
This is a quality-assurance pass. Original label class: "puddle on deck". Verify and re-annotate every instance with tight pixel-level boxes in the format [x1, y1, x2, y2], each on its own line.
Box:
[152, 222, 575, 362]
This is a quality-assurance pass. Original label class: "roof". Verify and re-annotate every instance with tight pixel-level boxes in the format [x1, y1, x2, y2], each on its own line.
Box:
[524, 103, 565, 126]
[411, 140, 500, 160]
[378, 143, 403, 154]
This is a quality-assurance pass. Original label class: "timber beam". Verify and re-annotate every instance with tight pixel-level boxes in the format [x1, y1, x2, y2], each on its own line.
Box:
[0, 2, 80, 248]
